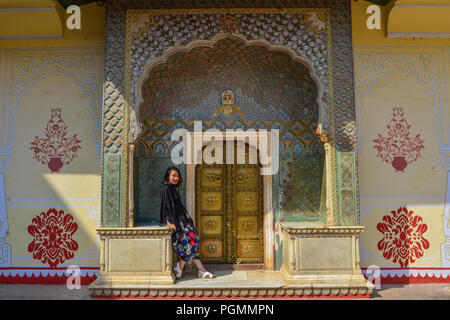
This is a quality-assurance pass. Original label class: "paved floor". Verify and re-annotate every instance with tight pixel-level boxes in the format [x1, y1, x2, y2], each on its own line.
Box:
[1, 283, 450, 300]
[1, 268, 450, 300]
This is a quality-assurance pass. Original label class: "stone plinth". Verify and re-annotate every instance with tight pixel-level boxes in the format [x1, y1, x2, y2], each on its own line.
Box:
[280, 222, 374, 294]
[89, 227, 175, 293]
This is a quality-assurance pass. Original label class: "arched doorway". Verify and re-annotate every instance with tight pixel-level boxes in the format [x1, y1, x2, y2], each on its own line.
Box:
[132, 35, 324, 270]
[93, 7, 373, 298]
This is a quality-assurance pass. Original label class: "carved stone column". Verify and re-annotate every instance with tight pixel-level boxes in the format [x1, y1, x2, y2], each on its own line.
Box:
[323, 142, 337, 226]
[128, 143, 135, 227]
[441, 148, 450, 267]
[0, 157, 11, 267]
[316, 124, 336, 226]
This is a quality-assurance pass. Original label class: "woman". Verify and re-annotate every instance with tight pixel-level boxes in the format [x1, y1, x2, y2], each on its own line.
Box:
[160, 166, 215, 279]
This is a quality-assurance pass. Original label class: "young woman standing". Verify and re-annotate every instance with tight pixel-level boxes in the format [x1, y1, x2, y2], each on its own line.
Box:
[160, 166, 215, 279]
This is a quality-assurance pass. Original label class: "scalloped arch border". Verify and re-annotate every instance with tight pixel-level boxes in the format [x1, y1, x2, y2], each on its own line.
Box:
[133, 32, 328, 141]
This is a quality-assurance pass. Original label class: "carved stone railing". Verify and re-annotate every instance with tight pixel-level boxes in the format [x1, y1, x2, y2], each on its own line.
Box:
[280, 222, 373, 294]
[89, 226, 175, 293]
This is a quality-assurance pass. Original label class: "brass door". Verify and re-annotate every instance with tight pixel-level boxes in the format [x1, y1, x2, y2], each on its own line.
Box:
[195, 147, 263, 264]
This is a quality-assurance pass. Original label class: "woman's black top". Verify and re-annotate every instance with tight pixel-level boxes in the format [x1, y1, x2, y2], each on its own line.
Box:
[160, 184, 192, 230]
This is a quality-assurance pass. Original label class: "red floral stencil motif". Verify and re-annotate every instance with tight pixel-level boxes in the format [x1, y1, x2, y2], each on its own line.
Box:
[377, 207, 429, 268]
[27, 208, 79, 268]
[373, 107, 424, 172]
[30, 108, 82, 173]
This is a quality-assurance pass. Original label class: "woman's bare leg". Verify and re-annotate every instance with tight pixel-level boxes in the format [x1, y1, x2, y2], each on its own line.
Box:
[178, 259, 204, 272]
[179, 259, 186, 271]
[192, 259, 215, 277]
[192, 259, 206, 272]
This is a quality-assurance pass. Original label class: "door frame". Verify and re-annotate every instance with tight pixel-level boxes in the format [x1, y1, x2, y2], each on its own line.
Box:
[185, 130, 275, 270]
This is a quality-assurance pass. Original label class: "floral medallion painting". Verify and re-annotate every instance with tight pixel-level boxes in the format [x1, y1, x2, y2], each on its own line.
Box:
[377, 206, 430, 268]
[373, 107, 424, 172]
[30, 108, 82, 173]
[27, 208, 79, 268]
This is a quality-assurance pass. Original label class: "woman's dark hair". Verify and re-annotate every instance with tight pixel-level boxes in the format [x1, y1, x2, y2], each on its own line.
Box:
[162, 166, 183, 186]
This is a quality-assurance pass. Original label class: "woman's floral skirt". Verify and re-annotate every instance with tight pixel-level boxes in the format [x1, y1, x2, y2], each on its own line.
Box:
[172, 220, 200, 263]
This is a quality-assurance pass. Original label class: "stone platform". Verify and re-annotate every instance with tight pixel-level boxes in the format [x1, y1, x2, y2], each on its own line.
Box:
[90, 267, 372, 299]
[89, 225, 374, 299]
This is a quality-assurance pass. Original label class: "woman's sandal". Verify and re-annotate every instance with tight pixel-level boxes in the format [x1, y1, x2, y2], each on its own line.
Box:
[173, 262, 183, 280]
[198, 270, 215, 279]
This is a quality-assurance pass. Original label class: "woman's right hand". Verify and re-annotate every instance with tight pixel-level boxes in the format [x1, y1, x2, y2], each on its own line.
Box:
[167, 221, 176, 231]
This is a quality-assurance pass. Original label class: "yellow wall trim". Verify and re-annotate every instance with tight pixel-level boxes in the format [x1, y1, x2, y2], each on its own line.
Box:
[387, 1, 450, 37]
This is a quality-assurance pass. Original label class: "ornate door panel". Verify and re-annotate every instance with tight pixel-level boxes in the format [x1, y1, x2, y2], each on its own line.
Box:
[234, 166, 263, 263]
[196, 165, 227, 263]
[196, 162, 263, 264]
